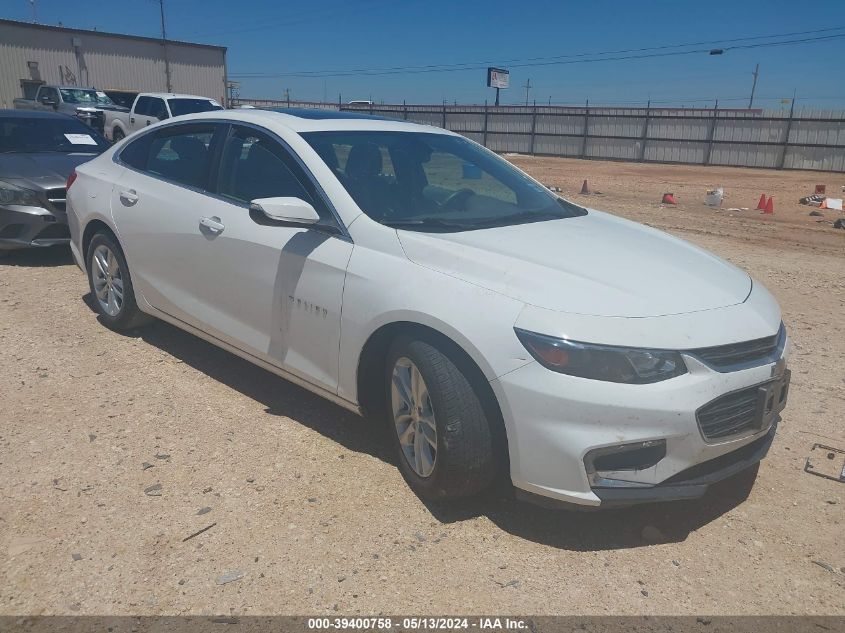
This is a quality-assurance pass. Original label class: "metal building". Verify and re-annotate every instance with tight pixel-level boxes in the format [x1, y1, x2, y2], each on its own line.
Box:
[0, 18, 227, 109]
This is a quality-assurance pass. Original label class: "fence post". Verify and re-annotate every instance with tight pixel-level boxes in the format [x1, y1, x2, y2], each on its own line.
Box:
[639, 99, 651, 162]
[778, 97, 795, 169]
[442, 101, 447, 129]
[580, 99, 589, 158]
[403, 99, 408, 121]
[529, 101, 538, 155]
[482, 101, 489, 148]
[704, 99, 719, 166]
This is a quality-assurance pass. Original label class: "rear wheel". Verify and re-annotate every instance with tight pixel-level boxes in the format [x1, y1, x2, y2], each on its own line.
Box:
[386, 336, 496, 500]
[86, 232, 151, 331]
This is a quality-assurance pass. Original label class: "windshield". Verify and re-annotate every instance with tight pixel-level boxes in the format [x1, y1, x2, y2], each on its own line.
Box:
[59, 88, 114, 106]
[167, 99, 224, 117]
[301, 131, 586, 231]
[0, 116, 110, 153]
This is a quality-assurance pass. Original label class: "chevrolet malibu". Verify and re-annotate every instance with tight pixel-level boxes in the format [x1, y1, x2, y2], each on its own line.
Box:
[66, 109, 790, 507]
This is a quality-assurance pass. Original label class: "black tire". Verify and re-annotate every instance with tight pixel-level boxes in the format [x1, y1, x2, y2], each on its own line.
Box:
[112, 128, 125, 143]
[385, 336, 496, 500]
[86, 231, 152, 331]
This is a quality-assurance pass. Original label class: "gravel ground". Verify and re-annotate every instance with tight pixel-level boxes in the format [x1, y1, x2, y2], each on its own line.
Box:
[1, 158, 843, 616]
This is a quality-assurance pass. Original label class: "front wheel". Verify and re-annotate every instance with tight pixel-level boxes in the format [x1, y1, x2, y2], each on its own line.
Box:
[386, 336, 496, 500]
[112, 128, 125, 143]
[86, 232, 152, 331]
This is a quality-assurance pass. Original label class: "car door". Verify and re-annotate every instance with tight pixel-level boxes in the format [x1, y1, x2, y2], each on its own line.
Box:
[111, 121, 352, 393]
[189, 123, 353, 393]
[129, 96, 152, 131]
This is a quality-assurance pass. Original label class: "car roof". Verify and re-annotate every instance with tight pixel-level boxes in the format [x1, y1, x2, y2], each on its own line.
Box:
[141, 93, 216, 100]
[172, 108, 456, 135]
[0, 108, 77, 120]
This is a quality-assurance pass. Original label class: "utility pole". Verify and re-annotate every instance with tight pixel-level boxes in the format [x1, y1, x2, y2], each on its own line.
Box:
[284, 88, 291, 106]
[158, 0, 172, 92]
[748, 63, 759, 109]
[29, 0, 37, 23]
[523, 78, 531, 106]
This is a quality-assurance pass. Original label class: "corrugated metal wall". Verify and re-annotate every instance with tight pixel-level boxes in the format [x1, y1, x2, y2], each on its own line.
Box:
[237, 99, 845, 173]
[0, 20, 227, 109]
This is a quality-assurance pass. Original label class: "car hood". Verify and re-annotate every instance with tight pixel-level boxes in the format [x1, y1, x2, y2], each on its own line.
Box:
[396, 209, 752, 318]
[0, 152, 100, 190]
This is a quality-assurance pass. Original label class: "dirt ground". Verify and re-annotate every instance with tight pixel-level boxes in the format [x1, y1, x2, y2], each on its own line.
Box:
[1, 158, 843, 617]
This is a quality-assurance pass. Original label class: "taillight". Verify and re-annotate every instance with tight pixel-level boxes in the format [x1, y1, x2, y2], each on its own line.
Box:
[66, 170, 78, 190]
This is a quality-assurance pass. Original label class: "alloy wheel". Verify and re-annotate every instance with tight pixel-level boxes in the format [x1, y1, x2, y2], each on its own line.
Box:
[391, 357, 437, 477]
[92, 244, 124, 317]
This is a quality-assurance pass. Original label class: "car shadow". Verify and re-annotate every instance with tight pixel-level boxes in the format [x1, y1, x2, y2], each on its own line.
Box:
[0, 246, 74, 267]
[87, 305, 757, 551]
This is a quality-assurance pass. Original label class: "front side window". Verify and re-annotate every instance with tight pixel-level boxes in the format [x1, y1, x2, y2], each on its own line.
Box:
[133, 96, 152, 117]
[301, 131, 585, 231]
[120, 124, 217, 189]
[168, 99, 224, 117]
[148, 98, 168, 121]
[217, 126, 312, 204]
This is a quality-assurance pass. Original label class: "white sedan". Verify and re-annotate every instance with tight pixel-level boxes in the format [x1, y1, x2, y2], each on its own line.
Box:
[66, 108, 790, 508]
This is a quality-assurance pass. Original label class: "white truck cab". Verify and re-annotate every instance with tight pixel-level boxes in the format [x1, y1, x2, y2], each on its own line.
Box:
[105, 93, 223, 141]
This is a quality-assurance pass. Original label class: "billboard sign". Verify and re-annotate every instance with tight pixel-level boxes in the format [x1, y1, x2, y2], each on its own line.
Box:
[487, 67, 509, 89]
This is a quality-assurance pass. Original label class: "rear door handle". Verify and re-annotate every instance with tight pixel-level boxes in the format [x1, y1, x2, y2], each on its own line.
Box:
[199, 216, 225, 233]
[119, 189, 138, 205]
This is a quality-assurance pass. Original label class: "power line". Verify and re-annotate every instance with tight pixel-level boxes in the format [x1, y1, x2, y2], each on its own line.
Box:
[230, 26, 845, 78]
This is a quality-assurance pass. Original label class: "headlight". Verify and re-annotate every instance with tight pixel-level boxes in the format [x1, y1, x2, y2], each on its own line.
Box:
[514, 328, 687, 384]
[0, 180, 42, 206]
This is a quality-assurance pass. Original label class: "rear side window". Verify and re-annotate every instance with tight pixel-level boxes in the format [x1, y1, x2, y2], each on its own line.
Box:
[120, 124, 218, 190]
[217, 126, 313, 204]
[168, 99, 224, 117]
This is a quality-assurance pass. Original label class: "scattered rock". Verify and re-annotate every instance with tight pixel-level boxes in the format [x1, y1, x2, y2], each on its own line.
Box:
[641, 590, 649, 597]
[196, 507, 212, 516]
[178, 579, 186, 586]
[495, 579, 520, 588]
[672, 560, 680, 567]
[307, 497, 318, 503]
[72, 553, 82, 561]
[216, 570, 245, 585]
[337, 575, 346, 583]
[88, 434, 97, 442]
[141, 462, 154, 471]
[834, 218, 845, 230]
[414, 531, 426, 542]
[809, 210, 823, 217]
[697, 617, 712, 625]
[202, 487, 212, 493]
[154, 453, 170, 460]
[246, 477, 255, 483]
[641, 525, 664, 543]
[812, 560, 834, 573]
[144, 483, 162, 497]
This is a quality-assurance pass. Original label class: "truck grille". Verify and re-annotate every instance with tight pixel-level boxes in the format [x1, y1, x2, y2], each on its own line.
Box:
[689, 324, 783, 370]
[697, 385, 762, 441]
[45, 188, 66, 212]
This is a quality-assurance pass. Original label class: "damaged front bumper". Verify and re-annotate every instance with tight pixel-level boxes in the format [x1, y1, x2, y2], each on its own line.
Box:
[0, 204, 70, 250]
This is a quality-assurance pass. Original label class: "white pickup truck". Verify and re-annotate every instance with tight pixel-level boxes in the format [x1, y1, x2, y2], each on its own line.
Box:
[105, 93, 223, 141]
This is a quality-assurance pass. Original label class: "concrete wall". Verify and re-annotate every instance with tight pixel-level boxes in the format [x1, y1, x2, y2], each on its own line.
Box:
[0, 19, 227, 109]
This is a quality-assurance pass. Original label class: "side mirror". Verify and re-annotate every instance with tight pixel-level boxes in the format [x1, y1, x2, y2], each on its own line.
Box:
[249, 197, 321, 226]
[40, 96, 57, 107]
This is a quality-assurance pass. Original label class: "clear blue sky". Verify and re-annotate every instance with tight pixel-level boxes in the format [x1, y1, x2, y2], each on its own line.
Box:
[4, 0, 845, 108]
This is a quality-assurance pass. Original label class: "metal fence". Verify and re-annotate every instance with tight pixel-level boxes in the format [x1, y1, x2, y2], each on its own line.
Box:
[233, 99, 845, 172]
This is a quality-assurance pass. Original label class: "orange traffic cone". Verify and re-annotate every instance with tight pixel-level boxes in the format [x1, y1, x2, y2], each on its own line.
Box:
[580, 179, 590, 194]
[661, 193, 676, 204]
[764, 196, 774, 214]
[756, 194, 767, 210]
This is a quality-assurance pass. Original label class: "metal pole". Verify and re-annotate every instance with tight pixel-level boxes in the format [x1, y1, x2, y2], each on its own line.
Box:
[779, 90, 796, 169]
[580, 99, 589, 158]
[704, 98, 719, 166]
[639, 99, 651, 162]
[482, 100, 489, 148]
[529, 100, 537, 155]
[403, 99, 408, 120]
[495, 87, 500, 107]
[523, 78, 531, 106]
[158, 0, 172, 92]
[749, 63, 759, 109]
[442, 100, 447, 129]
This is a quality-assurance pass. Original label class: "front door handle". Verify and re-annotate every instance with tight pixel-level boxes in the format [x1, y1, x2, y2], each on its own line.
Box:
[119, 189, 138, 205]
[129, 117, 135, 124]
[199, 216, 225, 233]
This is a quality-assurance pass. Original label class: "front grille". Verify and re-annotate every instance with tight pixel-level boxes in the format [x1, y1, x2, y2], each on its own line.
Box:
[697, 384, 762, 441]
[45, 187, 66, 212]
[689, 325, 782, 370]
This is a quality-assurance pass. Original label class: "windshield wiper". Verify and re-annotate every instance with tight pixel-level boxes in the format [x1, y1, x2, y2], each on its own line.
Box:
[382, 217, 479, 230]
[470, 209, 573, 227]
